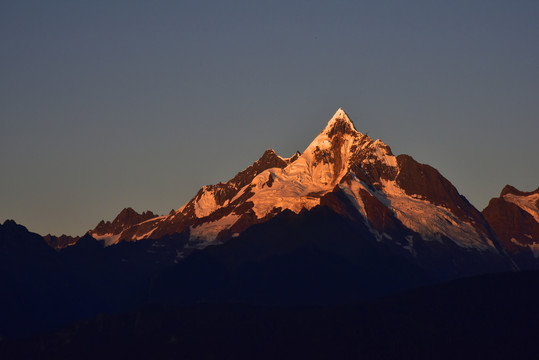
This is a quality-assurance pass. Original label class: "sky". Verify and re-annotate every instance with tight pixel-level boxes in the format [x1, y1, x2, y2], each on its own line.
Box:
[1, 0, 538, 236]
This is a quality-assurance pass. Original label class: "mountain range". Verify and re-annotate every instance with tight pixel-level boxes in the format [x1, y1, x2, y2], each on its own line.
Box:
[1, 108, 538, 357]
[43, 108, 538, 272]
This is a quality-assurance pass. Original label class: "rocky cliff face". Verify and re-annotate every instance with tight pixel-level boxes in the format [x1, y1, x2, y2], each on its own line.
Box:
[88, 207, 158, 246]
[483, 185, 539, 268]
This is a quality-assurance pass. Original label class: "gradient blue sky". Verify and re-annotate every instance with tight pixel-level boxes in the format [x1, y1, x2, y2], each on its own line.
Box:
[2, 1, 538, 236]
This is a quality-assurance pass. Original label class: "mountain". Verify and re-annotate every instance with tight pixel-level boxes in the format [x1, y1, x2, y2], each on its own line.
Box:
[104, 148, 300, 245]
[89, 207, 158, 246]
[43, 233, 80, 249]
[111, 108, 513, 305]
[483, 185, 539, 269]
[0, 219, 189, 338]
[1, 108, 522, 339]
[90, 109, 510, 272]
[0, 220, 99, 337]
[41, 208, 159, 250]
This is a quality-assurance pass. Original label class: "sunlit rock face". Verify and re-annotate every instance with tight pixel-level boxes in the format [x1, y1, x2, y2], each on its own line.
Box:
[88, 207, 159, 246]
[483, 185, 539, 268]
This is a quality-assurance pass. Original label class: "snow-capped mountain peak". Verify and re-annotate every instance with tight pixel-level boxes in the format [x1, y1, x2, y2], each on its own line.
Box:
[91, 108, 503, 260]
[320, 107, 358, 134]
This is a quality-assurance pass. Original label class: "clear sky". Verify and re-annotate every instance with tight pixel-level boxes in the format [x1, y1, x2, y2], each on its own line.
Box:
[1, 0, 538, 236]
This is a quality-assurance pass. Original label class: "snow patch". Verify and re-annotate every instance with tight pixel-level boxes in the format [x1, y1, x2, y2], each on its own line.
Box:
[378, 179, 493, 250]
[504, 193, 539, 223]
[132, 227, 157, 241]
[403, 235, 415, 255]
[338, 174, 369, 219]
[511, 238, 539, 258]
[140, 215, 167, 224]
[92, 233, 121, 247]
[371, 140, 398, 167]
[189, 214, 240, 245]
[194, 186, 219, 218]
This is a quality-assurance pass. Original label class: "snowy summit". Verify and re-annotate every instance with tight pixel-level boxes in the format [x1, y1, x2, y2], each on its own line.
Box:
[88, 108, 502, 261]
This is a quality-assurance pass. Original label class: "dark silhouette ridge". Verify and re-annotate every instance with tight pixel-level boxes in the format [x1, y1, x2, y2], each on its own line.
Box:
[3, 270, 539, 360]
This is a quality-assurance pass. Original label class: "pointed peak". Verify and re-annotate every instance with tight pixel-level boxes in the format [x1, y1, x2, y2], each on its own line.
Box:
[322, 107, 359, 136]
[246, 148, 287, 174]
[259, 149, 281, 163]
[263, 148, 277, 155]
[2, 219, 18, 227]
[118, 207, 138, 216]
[332, 107, 348, 119]
[334, 107, 347, 119]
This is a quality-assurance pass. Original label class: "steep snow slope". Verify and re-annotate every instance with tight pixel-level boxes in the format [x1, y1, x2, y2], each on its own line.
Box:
[503, 191, 539, 223]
